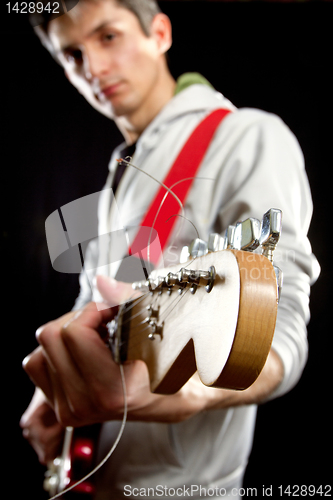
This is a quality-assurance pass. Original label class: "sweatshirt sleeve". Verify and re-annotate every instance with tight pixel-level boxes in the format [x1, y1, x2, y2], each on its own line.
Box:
[213, 109, 320, 399]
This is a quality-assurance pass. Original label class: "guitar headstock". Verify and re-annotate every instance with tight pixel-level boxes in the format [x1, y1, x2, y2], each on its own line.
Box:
[107, 209, 282, 394]
[180, 208, 283, 300]
[180, 208, 282, 257]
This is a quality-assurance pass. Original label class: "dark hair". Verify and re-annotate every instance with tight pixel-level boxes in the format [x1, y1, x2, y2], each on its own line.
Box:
[30, 0, 161, 37]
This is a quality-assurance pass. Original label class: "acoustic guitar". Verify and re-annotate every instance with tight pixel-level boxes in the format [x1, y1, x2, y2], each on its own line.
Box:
[44, 208, 282, 498]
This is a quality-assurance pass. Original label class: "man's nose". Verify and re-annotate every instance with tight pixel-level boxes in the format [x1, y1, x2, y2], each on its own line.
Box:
[83, 48, 111, 80]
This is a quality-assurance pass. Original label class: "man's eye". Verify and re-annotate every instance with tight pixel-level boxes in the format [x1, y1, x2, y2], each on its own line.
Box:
[102, 33, 116, 42]
[64, 49, 83, 65]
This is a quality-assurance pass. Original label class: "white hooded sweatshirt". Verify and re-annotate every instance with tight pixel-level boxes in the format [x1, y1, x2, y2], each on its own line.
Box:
[72, 81, 319, 499]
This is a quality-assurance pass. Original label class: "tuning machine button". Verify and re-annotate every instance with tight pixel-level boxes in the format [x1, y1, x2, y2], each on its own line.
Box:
[148, 321, 164, 340]
[274, 265, 283, 303]
[165, 272, 180, 287]
[188, 239, 208, 258]
[179, 245, 190, 263]
[224, 225, 236, 249]
[164, 267, 215, 294]
[233, 218, 261, 251]
[260, 208, 282, 263]
[180, 237, 211, 263]
[132, 280, 150, 292]
[208, 233, 227, 252]
[178, 266, 216, 293]
[145, 304, 160, 324]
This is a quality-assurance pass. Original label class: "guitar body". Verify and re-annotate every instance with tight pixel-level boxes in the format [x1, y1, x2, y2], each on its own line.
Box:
[45, 425, 101, 499]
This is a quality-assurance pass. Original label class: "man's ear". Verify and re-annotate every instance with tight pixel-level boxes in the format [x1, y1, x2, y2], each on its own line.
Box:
[150, 13, 173, 55]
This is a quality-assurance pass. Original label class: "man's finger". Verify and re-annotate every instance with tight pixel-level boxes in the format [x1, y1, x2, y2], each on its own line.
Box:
[23, 347, 55, 403]
[96, 275, 136, 308]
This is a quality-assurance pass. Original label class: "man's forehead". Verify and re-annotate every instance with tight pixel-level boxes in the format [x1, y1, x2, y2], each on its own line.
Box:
[48, 0, 122, 50]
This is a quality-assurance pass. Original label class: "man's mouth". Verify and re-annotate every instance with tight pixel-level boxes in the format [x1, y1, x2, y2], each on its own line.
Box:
[100, 82, 123, 98]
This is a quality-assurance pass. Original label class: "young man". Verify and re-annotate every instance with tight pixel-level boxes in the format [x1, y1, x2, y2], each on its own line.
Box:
[21, 0, 319, 498]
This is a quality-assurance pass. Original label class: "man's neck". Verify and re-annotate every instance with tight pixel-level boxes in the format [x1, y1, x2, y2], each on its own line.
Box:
[115, 69, 177, 145]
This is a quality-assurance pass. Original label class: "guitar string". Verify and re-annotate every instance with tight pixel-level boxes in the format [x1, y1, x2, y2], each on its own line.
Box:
[112, 288, 188, 354]
[82, 158, 195, 321]
[124, 293, 191, 357]
[104, 158, 209, 328]
[117, 211, 204, 336]
[117, 157, 211, 272]
[124, 288, 192, 354]
[140, 174, 212, 264]
[119, 285, 189, 337]
[122, 291, 157, 325]
[48, 363, 128, 500]
[39, 160, 211, 500]
[48, 293, 189, 498]
[51, 283, 187, 500]
[119, 286, 174, 330]
[112, 189, 207, 332]
[117, 290, 151, 318]
[116, 208, 202, 323]
[117, 156, 184, 268]
[47, 162, 205, 498]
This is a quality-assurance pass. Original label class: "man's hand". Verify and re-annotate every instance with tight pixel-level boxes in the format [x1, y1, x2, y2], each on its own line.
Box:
[20, 388, 64, 465]
[22, 278, 152, 427]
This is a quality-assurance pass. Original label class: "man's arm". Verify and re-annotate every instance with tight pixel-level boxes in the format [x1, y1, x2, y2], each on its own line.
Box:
[22, 276, 284, 430]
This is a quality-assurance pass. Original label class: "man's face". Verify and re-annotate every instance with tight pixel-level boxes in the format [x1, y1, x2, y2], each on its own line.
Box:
[48, 0, 165, 121]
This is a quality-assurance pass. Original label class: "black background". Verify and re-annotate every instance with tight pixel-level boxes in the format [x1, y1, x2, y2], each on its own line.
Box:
[2, 1, 331, 498]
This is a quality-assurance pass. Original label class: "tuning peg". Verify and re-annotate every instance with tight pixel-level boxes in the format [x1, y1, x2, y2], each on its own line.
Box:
[148, 322, 163, 340]
[259, 209, 282, 262]
[188, 238, 208, 258]
[224, 225, 236, 248]
[132, 280, 150, 292]
[165, 272, 180, 287]
[232, 218, 261, 252]
[132, 275, 165, 293]
[208, 233, 227, 252]
[145, 304, 160, 323]
[179, 238, 208, 262]
[178, 266, 216, 293]
[274, 265, 283, 303]
[179, 245, 190, 263]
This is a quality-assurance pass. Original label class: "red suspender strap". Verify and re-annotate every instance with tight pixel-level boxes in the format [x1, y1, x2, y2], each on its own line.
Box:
[129, 108, 232, 265]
